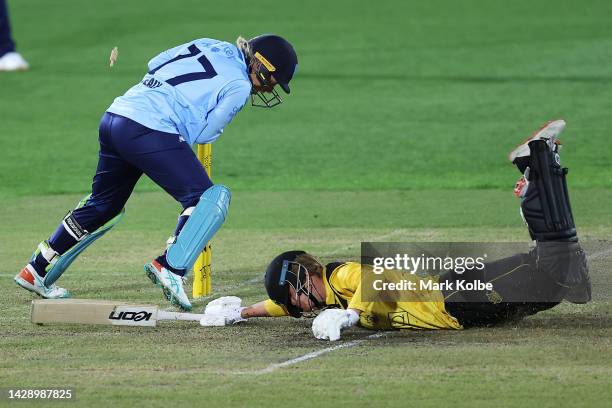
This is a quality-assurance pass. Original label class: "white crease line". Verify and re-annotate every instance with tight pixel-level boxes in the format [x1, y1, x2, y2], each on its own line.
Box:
[250, 332, 386, 374]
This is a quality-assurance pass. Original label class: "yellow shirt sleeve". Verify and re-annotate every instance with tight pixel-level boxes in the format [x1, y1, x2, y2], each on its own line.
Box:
[263, 299, 289, 317]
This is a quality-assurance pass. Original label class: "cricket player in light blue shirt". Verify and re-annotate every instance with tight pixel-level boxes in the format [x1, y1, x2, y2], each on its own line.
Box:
[107, 38, 253, 145]
[15, 34, 298, 311]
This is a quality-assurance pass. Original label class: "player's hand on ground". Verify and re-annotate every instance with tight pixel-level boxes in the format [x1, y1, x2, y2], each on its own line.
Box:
[312, 308, 360, 341]
[199, 296, 246, 326]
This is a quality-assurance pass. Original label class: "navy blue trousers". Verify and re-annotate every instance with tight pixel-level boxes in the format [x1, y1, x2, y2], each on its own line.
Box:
[48, 112, 212, 254]
[0, 0, 16, 56]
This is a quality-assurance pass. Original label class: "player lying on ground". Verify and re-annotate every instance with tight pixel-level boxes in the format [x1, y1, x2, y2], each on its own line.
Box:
[15, 35, 298, 311]
[201, 120, 592, 340]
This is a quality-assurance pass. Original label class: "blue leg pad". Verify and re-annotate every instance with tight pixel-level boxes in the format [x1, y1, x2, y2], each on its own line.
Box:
[167, 185, 231, 270]
[42, 195, 125, 286]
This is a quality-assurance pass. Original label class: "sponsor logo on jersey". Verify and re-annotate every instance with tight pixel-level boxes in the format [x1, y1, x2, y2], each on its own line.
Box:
[142, 78, 162, 88]
[486, 289, 503, 304]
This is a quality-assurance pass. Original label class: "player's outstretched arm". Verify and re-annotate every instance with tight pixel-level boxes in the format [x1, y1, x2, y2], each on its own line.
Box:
[200, 298, 289, 326]
[241, 301, 275, 318]
[243, 299, 291, 318]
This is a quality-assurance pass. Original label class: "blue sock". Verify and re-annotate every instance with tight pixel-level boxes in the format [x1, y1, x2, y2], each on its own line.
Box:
[30, 224, 78, 278]
[156, 253, 187, 277]
[29, 254, 48, 277]
[48, 223, 78, 254]
[155, 211, 191, 277]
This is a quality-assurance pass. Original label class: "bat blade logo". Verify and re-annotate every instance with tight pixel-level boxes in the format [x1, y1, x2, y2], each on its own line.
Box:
[108, 310, 153, 322]
[107, 306, 157, 326]
[109, 310, 153, 322]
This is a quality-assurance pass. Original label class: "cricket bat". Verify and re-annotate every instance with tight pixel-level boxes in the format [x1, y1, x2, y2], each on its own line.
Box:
[30, 299, 205, 327]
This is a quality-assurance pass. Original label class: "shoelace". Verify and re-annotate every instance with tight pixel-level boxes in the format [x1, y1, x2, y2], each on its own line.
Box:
[165, 271, 182, 293]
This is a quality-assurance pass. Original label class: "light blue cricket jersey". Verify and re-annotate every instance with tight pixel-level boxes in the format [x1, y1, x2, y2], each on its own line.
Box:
[107, 38, 252, 145]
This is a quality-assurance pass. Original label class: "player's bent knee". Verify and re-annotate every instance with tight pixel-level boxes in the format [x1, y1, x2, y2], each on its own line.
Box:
[535, 241, 591, 304]
[166, 184, 231, 271]
[69, 193, 125, 232]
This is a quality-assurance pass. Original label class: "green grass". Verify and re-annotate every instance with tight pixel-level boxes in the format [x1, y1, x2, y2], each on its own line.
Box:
[1, 0, 611, 406]
[2, 0, 612, 196]
[1, 192, 611, 407]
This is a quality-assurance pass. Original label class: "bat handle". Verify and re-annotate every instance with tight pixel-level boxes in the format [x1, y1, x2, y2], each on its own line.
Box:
[157, 311, 205, 322]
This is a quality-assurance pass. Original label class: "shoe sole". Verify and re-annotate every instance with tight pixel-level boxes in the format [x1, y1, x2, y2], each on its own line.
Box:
[0, 66, 29, 72]
[15, 277, 43, 297]
[143, 264, 192, 311]
[14, 277, 70, 299]
[508, 119, 565, 162]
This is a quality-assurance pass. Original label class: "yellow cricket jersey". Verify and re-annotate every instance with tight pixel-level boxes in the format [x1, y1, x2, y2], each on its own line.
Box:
[263, 262, 463, 331]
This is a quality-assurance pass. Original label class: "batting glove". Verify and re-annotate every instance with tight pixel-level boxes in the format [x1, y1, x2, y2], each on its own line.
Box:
[312, 308, 360, 341]
[200, 296, 246, 326]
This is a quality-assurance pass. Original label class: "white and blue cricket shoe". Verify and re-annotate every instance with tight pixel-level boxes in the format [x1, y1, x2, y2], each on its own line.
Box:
[14, 264, 70, 299]
[144, 260, 192, 311]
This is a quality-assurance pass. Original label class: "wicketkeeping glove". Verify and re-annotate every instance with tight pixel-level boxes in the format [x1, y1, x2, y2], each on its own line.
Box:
[199, 296, 247, 326]
[311, 308, 360, 341]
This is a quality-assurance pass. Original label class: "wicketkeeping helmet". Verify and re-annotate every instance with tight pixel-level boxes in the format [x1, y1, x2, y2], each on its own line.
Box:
[248, 34, 298, 108]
